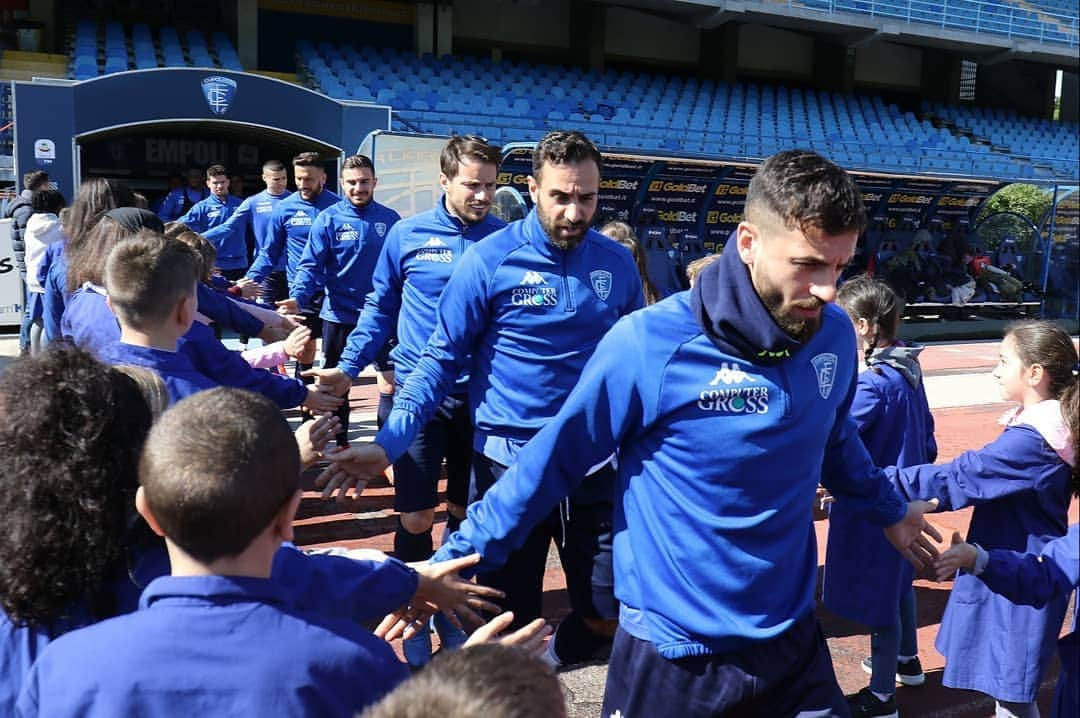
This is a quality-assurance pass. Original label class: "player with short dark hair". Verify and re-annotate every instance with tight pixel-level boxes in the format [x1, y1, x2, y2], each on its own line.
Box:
[201, 159, 292, 300]
[157, 168, 209, 222]
[316, 130, 643, 668]
[179, 165, 244, 279]
[280, 154, 400, 446]
[306, 135, 506, 667]
[246, 152, 339, 312]
[407, 150, 941, 717]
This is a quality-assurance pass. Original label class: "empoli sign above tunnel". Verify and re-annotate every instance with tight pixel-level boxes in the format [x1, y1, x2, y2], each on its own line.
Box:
[12, 68, 391, 201]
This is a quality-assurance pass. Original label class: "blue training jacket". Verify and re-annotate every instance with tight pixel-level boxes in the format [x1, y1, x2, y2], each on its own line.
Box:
[246, 189, 340, 282]
[290, 199, 401, 325]
[202, 189, 291, 262]
[179, 194, 245, 270]
[156, 186, 208, 223]
[376, 208, 643, 465]
[337, 197, 505, 384]
[433, 246, 907, 659]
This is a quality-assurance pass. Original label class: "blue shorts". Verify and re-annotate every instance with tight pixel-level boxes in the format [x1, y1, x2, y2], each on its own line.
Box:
[392, 394, 472, 514]
[602, 613, 846, 718]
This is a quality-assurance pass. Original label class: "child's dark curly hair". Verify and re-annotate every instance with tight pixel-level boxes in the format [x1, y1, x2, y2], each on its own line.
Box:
[0, 345, 153, 625]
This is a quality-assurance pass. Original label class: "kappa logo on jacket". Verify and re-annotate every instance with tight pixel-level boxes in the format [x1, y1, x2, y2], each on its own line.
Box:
[416, 236, 453, 263]
[289, 210, 312, 227]
[510, 270, 557, 307]
[707, 362, 750, 386]
[336, 223, 359, 242]
[698, 363, 767, 413]
[520, 271, 547, 286]
[811, 353, 838, 399]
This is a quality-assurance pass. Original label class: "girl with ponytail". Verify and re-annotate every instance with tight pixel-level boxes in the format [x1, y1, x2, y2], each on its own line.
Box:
[887, 319, 1076, 718]
[823, 276, 937, 716]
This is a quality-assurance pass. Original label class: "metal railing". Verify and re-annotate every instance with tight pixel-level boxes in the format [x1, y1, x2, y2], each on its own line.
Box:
[781, 0, 1078, 47]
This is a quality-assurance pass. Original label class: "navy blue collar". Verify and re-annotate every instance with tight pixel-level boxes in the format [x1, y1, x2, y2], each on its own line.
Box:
[690, 244, 803, 365]
[140, 574, 287, 610]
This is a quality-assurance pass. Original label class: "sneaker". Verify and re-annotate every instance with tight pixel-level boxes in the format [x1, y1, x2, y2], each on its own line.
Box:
[861, 656, 926, 687]
[895, 656, 926, 686]
[545, 613, 613, 669]
[846, 687, 898, 718]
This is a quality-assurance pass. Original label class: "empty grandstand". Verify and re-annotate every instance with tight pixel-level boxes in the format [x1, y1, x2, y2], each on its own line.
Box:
[68, 20, 243, 80]
[295, 41, 1077, 182]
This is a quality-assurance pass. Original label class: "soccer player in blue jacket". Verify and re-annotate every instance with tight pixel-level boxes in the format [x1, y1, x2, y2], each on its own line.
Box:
[201, 160, 291, 299]
[315, 131, 645, 667]
[306, 136, 506, 667]
[280, 154, 400, 446]
[322, 150, 942, 716]
[246, 152, 340, 387]
[156, 168, 208, 222]
[246, 152, 340, 302]
[179, 165, 244, 278]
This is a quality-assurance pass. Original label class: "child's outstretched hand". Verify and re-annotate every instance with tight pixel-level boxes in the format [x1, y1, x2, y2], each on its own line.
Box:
[412, 554, 506, 629]
[283, 325, 313, 359]
[934, 531, 978, 582]
[233, 277, 261, 300]
[294, 413, 341, 468]
[464, 612, 552, 656]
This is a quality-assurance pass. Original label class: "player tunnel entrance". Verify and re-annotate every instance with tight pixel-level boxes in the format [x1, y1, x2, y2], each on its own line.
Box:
[75, 120, 343, 204]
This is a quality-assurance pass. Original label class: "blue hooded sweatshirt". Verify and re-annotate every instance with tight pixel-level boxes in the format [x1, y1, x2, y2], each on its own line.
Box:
[179, 194, 245, 270]
[375, 208, 643, 466]
[433, 246, 907, 659]
[337, 197, 505, 385]
[202, 189, 291, 261]
[290, 199, 401, 325]
[246, 189, 340, 283]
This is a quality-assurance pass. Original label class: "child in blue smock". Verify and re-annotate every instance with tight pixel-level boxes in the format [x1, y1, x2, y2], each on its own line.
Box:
[936, 521, 1079, 718]
[0, 347, 165, 717]
[887, 319, 1077, 718]
[823, 276, 937, 718]
[17, 388, 408, 717]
